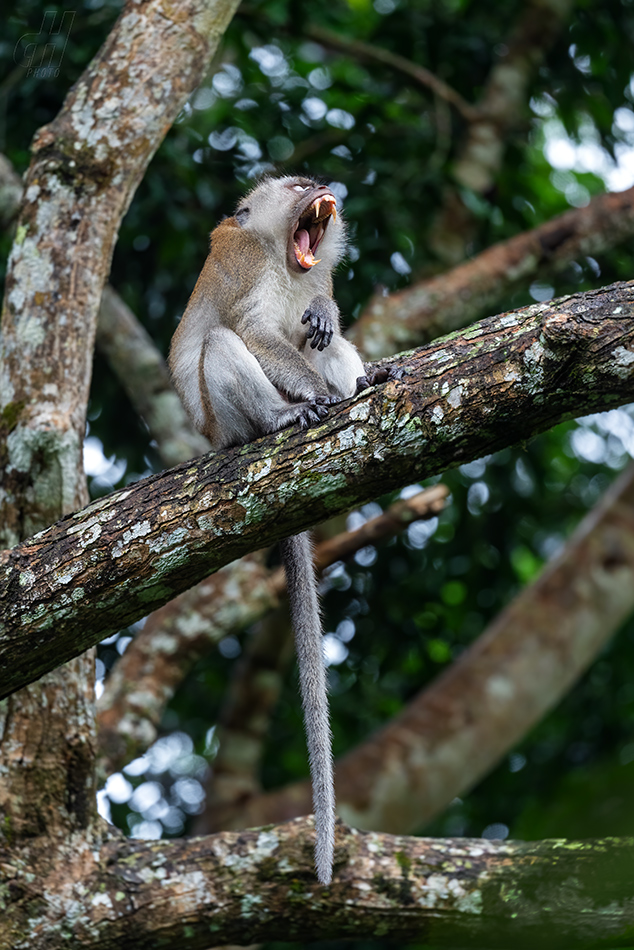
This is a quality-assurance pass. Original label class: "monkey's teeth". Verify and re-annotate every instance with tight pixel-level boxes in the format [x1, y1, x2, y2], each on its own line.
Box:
[294, 243, 321, 268]
[299, 251, 318, 267]
[310, 194, 337, 223]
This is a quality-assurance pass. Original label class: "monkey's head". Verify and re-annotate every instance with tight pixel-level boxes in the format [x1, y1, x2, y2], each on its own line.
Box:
[234, 176, 345, 275]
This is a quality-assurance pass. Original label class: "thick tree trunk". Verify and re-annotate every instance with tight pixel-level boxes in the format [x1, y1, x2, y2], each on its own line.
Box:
[0, 0, 241, 843]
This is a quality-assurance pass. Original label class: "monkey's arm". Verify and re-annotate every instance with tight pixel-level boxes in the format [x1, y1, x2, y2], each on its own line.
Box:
[238, 325, 334, 403]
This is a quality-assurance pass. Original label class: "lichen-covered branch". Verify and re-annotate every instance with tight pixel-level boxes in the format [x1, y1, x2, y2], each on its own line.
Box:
[225, 462, 634, 835]
[98, 486, 448, 774]
[2, 282, 634, 699]
[2, 818, 634, 949]
[351, 185, 634, 359]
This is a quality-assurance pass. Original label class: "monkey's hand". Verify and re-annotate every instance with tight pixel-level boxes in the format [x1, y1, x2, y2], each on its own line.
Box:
[355, 364, 403, 393]
[301, 295, 337, 351]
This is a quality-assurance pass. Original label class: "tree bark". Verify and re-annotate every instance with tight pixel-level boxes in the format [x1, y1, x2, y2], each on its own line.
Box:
[2, 282, 634, 699]
[2, 818, 634, 949]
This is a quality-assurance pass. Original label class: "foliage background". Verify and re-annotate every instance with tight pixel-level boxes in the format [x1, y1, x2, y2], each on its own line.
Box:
[3, 0, 634, 941]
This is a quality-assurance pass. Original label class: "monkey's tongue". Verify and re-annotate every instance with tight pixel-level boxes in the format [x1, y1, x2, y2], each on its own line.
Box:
[295, 229, 310, 254]
[294, 228, 319, 268]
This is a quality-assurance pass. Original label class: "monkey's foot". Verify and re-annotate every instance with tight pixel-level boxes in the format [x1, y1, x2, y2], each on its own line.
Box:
[296, 401, 330, 429]
[273, 400, 332, 433]
[355, 364, 403, 393]
[311, 394, 342, 405]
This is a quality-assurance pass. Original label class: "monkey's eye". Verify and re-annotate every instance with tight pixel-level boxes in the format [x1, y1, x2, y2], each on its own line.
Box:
[235, 206, 250, 224]
[293, 184, 310, 192]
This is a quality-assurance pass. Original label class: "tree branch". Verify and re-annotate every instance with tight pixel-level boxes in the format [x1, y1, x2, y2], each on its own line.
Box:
[451, 0, 574, 193]
[3, 818, 634, 948]
[351, 185, 634, 359]
[2, 282, 634, 698]
[305, 25, 479, 122]
[429, 0, 574, 262]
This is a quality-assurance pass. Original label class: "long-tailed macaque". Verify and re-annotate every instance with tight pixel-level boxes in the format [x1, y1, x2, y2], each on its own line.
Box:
[169, 175, 367, 885]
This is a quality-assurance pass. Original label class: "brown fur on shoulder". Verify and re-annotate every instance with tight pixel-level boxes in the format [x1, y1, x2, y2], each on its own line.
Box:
[190, 217, 267, 322]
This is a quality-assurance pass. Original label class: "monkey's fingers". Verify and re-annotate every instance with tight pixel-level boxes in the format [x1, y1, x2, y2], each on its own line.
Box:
[305, 323, 320, 344]
[310, 324, 334, 351]
[306, 320, 326, 350]
[318, 327, 334, 351]
[302, 308, 335, 351]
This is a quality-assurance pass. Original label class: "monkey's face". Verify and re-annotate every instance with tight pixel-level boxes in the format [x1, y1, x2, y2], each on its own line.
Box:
[235, 176, 344, 275]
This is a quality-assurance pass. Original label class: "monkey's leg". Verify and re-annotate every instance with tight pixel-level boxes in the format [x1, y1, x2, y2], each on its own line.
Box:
[239, 326, 333, 404]
[304, 334, 365, 400]
[202, 328, 329, 446]
[280, 532, 335, 885]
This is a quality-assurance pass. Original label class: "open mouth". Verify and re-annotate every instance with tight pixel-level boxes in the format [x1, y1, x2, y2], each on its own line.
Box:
[293, 193, 337, 269]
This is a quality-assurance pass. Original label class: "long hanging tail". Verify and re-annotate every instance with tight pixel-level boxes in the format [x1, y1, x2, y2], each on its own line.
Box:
[279, 532, 334, 885]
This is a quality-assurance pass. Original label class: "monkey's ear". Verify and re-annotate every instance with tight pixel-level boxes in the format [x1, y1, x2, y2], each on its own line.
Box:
[235, 206, 250, 226]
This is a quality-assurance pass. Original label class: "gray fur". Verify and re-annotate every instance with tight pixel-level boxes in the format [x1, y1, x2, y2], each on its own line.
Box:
[169, 175, 364, 884]
[280, 533, 334, 885]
